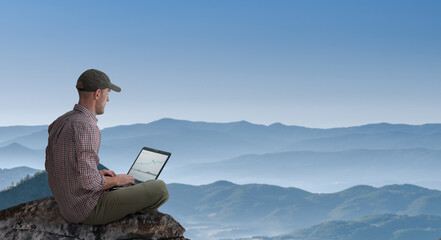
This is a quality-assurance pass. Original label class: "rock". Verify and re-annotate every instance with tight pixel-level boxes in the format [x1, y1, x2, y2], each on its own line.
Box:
[0, 196, 188, 240]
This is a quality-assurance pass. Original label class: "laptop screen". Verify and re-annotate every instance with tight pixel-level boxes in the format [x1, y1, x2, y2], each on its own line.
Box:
[127, 147, 171, 183]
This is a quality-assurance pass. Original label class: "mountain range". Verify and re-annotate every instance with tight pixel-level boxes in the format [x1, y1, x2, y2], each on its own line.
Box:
[2, 118, 441, 239]
[163, 181, 441, 239]
[3, 169, 441, 240]
[1, 118, 441, 192]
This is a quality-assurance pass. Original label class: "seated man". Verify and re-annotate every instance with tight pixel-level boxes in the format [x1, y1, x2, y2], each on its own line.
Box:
[45, 69, 169, 225]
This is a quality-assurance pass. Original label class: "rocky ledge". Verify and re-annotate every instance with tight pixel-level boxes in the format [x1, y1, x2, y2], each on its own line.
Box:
[0, 196, 188, 240]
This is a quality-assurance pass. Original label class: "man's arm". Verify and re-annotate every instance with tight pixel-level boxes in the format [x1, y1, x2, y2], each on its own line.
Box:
[73, 124, 107, 192]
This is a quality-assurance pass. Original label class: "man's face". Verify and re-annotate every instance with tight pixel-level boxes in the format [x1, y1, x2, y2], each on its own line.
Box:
[96, 88, 110, 115]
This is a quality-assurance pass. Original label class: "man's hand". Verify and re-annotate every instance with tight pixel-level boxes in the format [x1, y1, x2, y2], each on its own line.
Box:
[114, 174, 135, 186]
[102, 173, 135, 190]
[99, 169, 116, 177]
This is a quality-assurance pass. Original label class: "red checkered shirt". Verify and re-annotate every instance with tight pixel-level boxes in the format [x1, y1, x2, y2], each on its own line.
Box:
[45, 104, 106, 223]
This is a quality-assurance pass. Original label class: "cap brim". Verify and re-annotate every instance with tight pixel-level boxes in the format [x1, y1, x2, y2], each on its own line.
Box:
[109, 83, 121, 92]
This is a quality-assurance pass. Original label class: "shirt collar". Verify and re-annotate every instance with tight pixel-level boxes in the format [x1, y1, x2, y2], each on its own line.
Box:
[74, 104, 98, 123]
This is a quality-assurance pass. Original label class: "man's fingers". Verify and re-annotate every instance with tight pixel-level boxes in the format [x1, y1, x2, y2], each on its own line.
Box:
[116, 174, 135, 186]
[100, 169, 116, 177]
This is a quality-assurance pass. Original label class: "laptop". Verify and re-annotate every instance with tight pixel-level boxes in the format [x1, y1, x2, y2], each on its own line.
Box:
[111, 146, 171, 190]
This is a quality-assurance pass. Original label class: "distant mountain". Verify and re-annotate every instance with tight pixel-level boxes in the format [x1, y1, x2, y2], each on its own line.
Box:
[245, 214, 441, 240]
[165, 148, 441, 192]
[0, 170, 50, 210]
[0, 129, 48, 149]
[0, 166, 40, 191]
[0, 143, 45, 169]
[282, 130, 441, 152]
[0, 125, 47, 143]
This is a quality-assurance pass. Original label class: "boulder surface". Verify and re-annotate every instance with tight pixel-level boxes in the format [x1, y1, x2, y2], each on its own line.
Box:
[0, 196, 188, 240]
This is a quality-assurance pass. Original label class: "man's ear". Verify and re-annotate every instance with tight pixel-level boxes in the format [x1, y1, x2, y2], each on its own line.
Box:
[94, 89, 102, 100]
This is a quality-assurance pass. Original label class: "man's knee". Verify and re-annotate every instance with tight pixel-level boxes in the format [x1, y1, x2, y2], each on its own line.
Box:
[139, 180, 169, 210]
[143, 180, 169, 202]
[155, 180, 169, 201]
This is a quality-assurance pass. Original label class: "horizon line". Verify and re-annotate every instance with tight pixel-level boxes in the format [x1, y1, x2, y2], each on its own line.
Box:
[0, 117, 440, 130]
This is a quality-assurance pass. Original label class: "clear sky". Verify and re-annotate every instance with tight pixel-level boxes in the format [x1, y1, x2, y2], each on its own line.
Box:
[1, 0, 440, 129]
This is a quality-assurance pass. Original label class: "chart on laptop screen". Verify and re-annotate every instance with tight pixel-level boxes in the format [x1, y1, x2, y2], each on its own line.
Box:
[128, 150, 169, 182]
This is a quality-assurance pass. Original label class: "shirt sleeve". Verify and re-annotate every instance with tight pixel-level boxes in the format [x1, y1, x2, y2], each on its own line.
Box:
[73, 123, 106, 192]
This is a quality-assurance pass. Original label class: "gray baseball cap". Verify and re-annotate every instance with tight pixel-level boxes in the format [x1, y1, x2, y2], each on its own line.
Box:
[76, 69, 121, 92]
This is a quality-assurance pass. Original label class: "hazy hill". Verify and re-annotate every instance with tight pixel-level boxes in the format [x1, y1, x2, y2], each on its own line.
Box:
[0, 125, 47, 143]
[282, 130, 441, 151]
[165, 148, 441, 192]
[0, 170, 50, 210]
[0, 129, 48, 149]
[245, 214, 441, 240]
[0, 143, 44, 169]
[0, 164, 107, 210]
[0, 166, 40, 190]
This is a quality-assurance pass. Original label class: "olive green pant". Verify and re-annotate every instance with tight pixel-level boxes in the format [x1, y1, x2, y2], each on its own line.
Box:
[82, 180, 169, 225]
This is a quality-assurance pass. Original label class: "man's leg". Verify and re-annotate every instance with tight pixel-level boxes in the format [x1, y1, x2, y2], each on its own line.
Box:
[82, 180, 169, 225]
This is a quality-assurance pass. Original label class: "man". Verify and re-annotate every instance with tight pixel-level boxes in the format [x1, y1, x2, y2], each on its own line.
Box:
[45, 69, 169, 225]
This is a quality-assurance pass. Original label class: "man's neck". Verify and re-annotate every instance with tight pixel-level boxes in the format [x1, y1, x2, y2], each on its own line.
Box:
[77, 101, 97, 116]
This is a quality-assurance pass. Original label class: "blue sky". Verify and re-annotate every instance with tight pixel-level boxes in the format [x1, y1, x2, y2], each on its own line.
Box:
[1, 0, 440, 128]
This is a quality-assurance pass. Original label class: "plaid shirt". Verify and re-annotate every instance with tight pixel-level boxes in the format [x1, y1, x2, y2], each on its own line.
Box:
[45, 104, 106, 223]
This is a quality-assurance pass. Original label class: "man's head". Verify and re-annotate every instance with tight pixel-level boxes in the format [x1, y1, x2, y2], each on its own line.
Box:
[76, 69, 121, 115]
